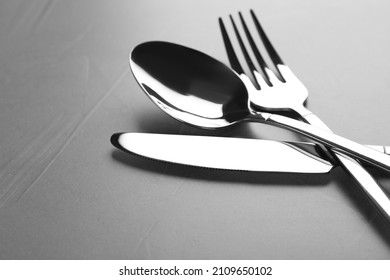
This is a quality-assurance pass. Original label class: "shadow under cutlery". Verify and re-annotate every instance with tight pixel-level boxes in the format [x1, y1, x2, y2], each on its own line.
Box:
[111, 148, 390, 248]
[135, 111, 261, 139]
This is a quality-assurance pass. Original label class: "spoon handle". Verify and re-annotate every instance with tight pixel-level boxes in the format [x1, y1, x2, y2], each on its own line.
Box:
[261, 114, 390, 173]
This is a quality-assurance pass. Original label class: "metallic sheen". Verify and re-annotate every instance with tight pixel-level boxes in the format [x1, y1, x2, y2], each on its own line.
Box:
[111, 133, 390, 174]
[111, 132, 334, 173]
[130, 41, 390, 174]
[220, 10, 390, 223]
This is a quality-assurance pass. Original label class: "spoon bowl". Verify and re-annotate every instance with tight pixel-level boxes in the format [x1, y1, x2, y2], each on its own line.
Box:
[130, 41, 251, 129]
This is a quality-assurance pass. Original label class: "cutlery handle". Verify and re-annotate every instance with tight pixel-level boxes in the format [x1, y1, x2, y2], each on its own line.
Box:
[302, 111, 390, 224]
[333, 151, 390, 223]
[263, 114, 390, 173]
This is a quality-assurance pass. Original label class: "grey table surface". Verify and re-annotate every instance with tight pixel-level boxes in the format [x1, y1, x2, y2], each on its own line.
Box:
[1, 0, 390, 259]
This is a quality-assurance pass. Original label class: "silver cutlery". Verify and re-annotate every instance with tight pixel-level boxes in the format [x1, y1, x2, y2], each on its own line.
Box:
[129, 41, 390, 173]
[111, 132, 334, 173]
[219, 11, 390, 222]
[111, 132, 390, 174]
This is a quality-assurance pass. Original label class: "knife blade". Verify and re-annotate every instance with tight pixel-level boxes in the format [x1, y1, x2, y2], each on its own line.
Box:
[111, 132, 336, 173]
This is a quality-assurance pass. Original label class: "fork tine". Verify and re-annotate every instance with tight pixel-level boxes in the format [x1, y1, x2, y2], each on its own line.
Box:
[228, 15, 261, 89]
[250, 10, 285, 81]
[218, 18, 244, 75]
[238, 12, 270, 84]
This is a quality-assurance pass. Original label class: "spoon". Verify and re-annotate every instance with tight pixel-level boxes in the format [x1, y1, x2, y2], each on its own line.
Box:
[129, 41, 390, 173]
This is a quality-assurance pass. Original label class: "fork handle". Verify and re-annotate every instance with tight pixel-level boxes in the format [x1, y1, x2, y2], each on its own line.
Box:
[333, 151, 390, 223]
[259, 113, 390, 174]
[299, 110, 390, 224]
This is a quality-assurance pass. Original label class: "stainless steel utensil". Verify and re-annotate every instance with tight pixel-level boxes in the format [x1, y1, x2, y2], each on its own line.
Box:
[129, 41, 390, 174]
[111, 132, 334, 173]
[219, 10, 390, 222]
[111, 132, 390, 174]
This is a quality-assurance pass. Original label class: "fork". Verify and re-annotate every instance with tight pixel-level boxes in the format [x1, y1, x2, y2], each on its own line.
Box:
[219, 10, 390, 224]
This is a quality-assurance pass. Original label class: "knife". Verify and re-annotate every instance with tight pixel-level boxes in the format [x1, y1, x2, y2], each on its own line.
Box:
[111, 133, 390, 173]
[111, 132, 337, 173]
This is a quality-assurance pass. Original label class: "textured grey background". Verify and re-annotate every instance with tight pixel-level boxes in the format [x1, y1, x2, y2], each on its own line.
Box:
[1, 0, 390, 259]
